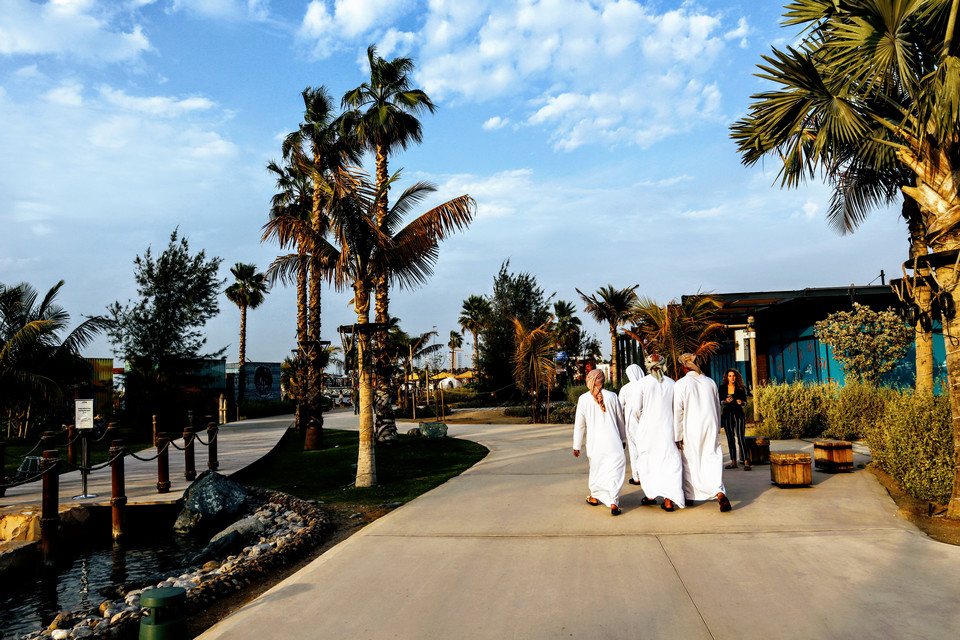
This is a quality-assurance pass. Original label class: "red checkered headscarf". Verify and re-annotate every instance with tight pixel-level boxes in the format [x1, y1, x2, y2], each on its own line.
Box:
[585, 368, 606, 412]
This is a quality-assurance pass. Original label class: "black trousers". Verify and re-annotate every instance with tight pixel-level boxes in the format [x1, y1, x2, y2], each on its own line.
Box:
[722, 411, 747, 463]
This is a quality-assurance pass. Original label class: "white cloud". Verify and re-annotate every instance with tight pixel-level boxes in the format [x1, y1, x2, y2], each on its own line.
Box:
[800, 200, 819, 221]
[169, 0, 269, 20]
[45, 81, 85, 106]
[298, 0, 413, 58]
[482, 116, 508, 130]
[0, 0, 150, 63]
[98, 86, 216, 117]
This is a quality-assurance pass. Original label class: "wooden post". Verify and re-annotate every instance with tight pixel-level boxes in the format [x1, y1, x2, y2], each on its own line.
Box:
[40, 449, 59, 566]
[156, 434, 170, 494]
[152, 415, 158, 446]
[183, 426, 196, 481]
[67, 424, 77, 467]
[105, 422, 119, 443]
[42, 430, 57, 453]
[748, 315, 760, 423]
[206, 423, 219, 471]
[110, 439, 126, 540]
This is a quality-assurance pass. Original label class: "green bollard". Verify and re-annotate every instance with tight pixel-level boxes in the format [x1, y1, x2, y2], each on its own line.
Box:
[139, 587, 186, 640]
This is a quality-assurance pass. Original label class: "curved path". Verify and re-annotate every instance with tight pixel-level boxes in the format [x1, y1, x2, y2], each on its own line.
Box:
[200, 411, 960, 640]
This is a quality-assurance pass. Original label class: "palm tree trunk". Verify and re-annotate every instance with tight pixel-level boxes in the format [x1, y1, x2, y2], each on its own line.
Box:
[609, 326, 618, 386]
[296, 258, 308, 437]
[931, 232, 960, 519]
[355, 285, 377, 488]
[907, 199, 934, 393]
[373, 142, 397, 445]
[238, 304, 247, 405]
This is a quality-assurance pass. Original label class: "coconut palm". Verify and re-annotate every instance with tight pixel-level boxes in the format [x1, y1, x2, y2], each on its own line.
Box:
[341, 44, 437, 444]
[263, 158, 312, 435]
[224, 263, 269, 403]
[628, 294, 724, 381]
[576, 285, 639, 384]
[732, 0, 960, 516]
[269, 167, 474, 486]
[1, 281, 108, 437]
[458, 295, 490, 369]
[511, 317, 556, 423]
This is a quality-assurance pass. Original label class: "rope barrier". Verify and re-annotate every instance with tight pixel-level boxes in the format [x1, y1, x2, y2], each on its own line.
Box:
[65, 431, 84, 447]
[192, 430, 218, 447]
[124, 441, 171, 462]
[167, 439, 186, 451]
[0, 461, 59, 489]
[58, 449, 126, 473]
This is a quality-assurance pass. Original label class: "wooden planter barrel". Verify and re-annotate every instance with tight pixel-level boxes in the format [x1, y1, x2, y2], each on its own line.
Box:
[745, 436, 770, 465]
[814, 440, 853, 472]
[770, 452, 812, 487]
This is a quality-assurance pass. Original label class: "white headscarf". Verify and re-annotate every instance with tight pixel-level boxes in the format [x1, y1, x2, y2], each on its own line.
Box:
[625, 363, 644, 383]
[645, 353, 666, 382]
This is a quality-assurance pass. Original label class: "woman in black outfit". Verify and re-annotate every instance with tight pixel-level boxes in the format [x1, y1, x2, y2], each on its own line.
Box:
[720, 369, 749, 470]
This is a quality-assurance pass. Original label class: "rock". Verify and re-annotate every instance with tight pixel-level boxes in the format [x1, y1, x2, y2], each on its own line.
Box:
[98, 601, 112, 615]
[201, 560, 220, 571]
[173, 471, 248, 536]
[419, 421, 447, 438]
[406, 427, 422, 437]
[49, 612, 76, 630]
[50, 630, 69, 640]
[210, 515, 266, 545]
[71, 626, 94, 638]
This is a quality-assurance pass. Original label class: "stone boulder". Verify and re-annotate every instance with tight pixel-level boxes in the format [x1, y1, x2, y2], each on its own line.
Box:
[173, 471, 247, 536]
[405, 427, 422, 437]
[419, 421, 447, 438]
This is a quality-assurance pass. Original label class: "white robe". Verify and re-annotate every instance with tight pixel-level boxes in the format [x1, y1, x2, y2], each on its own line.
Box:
[573, 389, 626, 507]
[673, 371, 726, 501]
[617, 364, 645, 483]
[633, 375, 686, 508]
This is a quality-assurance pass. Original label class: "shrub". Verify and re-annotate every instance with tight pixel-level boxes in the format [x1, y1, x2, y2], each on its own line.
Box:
[566, 385, 587, 405]
[503, 405, 532, 418]
[550, 403, 575, 424]
[823, 381, 896, 441]
[753, 382, 830, 439]
[865, 391, 952, 504]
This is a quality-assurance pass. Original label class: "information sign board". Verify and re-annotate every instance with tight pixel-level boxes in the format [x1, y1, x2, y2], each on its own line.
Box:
[75, 399, 94, 430]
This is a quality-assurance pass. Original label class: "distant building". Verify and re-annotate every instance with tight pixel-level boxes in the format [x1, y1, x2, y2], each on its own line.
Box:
[693, 285, 942, 390]
[227, 361, 282, 401]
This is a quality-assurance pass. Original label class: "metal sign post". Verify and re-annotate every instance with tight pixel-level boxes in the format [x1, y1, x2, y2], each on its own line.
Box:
[73, 399, 97, 499]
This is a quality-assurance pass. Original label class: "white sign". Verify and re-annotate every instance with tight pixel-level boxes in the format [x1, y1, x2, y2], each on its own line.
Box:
[75, 399, 94, 430]
[734, 330, 748, 362]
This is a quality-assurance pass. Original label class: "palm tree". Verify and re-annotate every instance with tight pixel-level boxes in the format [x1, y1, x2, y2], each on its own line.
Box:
[263, 158, 312, 435]
[224, 263, 269, 404]
[277, 85, 361, 450]
[511, 317, 556, 423]
[341, 44, 437, 445]
[391, 329, 442, 411]
[732, 0, 960, 516]
[629, 294, 724, 381]
[1, 281, 108, 437]
[458, 295, 490, 369]
[447, 330, 463, 372]
[576, 285, 639, 385]
[552, 300, 582, 387]
[269, 166, 474, 486]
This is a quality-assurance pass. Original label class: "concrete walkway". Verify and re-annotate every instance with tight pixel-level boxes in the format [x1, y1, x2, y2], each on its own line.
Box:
[198, 411, 960, 640]
[1, 415, 291, 512]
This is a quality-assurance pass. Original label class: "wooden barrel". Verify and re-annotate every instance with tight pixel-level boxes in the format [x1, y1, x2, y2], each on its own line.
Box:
[745, 436, 770, 465]
[813, 440, 853, 472]
[770, 452, 812, 487]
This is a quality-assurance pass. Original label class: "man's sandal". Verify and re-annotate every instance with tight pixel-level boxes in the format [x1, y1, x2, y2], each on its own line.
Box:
[640, 497, 658, 506]
[718, 494, 732, 512]
[586, 497, 600, 506]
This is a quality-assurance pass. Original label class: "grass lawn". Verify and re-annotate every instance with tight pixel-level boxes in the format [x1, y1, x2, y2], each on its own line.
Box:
[229, 427, 488, 506]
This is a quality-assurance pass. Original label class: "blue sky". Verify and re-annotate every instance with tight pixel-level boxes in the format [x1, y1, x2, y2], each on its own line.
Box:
[0, 0, 908, 367]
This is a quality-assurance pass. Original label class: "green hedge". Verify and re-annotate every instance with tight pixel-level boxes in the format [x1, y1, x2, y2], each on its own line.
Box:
[753, 382, 831, 439]
[550, 403, 575, 424]
[865, 391, 952, 504]
[823, 381, 896, 441]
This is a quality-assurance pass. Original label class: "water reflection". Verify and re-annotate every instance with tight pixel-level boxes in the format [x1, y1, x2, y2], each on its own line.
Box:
[0, 535, 203, 639]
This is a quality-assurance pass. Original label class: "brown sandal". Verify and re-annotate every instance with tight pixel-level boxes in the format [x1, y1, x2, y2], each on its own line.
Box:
[640, 497, 658, 506]
[586, 497, 600, 506]
[718, 494, 732, 512]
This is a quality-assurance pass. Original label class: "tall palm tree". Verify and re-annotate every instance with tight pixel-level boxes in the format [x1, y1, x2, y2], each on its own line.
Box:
[552, 300, 582, 387]
[263, 158, 312, 434]
[279, 85, 361, 450]
[341, 44, 437, 444]
[269, 166, 474, 486]
[732, 0, 960, 516]
[393, 329, 442, 410]
[576, 285, 639, 384]
[447, 330, 463, 372]
[629, 294, 724, 380]
[224, 263, 269, 403]
[458, 294, 490, 369]
[1, 281, 108, 437]
[511, 317, 556, 423]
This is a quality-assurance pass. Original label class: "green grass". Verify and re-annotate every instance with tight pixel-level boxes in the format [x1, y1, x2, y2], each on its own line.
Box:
[229, 428, 488, 506]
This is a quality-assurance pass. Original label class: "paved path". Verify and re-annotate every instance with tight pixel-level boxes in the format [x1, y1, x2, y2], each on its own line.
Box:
[199, 412, 960, 640]
[0, 415, 291, 512]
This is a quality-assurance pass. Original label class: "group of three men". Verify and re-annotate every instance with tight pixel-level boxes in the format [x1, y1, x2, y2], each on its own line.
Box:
[572, 353, 731, 516]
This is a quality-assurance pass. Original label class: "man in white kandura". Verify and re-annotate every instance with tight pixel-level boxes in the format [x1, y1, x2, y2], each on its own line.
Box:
[673, 353, 732, 512]
[633, 354, 685, 512]
[618, 363, 645, 488]
[574, 368, 626, 516]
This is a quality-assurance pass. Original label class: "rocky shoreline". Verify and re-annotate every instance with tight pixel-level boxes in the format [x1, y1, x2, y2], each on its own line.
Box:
[23, 487, 330, 640]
